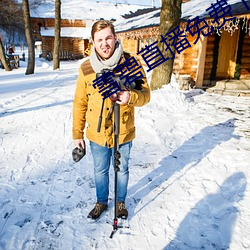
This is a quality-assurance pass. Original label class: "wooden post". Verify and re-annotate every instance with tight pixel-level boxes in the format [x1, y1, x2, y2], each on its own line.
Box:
[195, 35, 207, 88]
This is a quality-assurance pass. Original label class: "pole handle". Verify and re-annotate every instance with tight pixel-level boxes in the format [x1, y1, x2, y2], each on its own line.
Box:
[97, 116, 102, 132]
[97, 99, 105, 132]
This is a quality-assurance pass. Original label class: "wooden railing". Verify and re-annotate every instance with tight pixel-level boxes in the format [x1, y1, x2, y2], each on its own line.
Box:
[46, 51, 83, 61]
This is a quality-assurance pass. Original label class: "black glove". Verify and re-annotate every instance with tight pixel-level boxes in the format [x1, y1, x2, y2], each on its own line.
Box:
[96, 70, 143, 91]
[72, 146, 86, 162]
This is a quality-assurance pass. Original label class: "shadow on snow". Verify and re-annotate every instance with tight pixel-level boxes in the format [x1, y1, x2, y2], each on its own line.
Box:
[127, 118, 243, 248]
[128, 119, 239, 214]
[0, 100, 73, 117]
[164, 172, 247, 249]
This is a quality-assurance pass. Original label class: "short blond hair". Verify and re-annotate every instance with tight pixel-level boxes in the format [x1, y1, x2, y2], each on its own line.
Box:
[91, 20, 116, 40]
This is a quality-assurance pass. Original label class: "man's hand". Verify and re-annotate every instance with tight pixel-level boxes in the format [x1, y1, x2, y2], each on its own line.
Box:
[116, 90, 130, 105]
[72, 139, 86, 162]
[74, 139, 85, 149]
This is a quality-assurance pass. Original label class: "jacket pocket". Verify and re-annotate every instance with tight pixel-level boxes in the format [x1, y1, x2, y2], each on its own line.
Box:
[120, 106, 135, 134]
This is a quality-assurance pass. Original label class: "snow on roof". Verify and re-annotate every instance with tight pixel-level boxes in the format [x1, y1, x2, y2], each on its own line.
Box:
[182, 0, 249, 20]
[40, 27, 91, 39]
[30, 0, 151, 20]
[114, 8, 160, 33]
[114, 0, 249, 33]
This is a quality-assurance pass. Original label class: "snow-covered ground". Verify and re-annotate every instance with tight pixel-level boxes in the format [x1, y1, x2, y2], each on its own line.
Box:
[0, 50, 250, 250]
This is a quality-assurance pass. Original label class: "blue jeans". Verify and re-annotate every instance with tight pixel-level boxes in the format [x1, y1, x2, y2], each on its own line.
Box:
[90, 141, 132, 205]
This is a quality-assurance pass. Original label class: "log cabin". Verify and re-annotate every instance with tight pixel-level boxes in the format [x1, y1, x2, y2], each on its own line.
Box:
[30, 1, 153, 60]
[114, 0, 250, 94]
[31, 18, 92, 60]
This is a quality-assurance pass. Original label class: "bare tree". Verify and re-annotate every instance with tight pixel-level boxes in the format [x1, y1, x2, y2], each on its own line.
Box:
[22, 0, 35, 75]
[0, 0, 24, 37]
[0, 37, 11, 71]
[29, 0, 47, 8]
[150, 0, 182, 90]
[0, 0, 23, 71]
[53, 0, 61, 70]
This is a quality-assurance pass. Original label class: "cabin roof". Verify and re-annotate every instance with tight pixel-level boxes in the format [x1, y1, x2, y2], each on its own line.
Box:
[40, 27, 91, 39]
[30, 0, 151, 20]
[182, 0, 250, 20]
[114, 0, 250, 33]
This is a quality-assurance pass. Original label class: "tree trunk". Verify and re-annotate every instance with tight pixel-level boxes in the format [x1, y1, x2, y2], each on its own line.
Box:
[22, 0, 35, 75]
[150, 0, 182, 90]
[0, 37, 11, 71]
[53, 0, 61, 70]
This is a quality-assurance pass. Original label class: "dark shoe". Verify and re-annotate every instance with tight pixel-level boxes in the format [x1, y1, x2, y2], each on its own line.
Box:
[87, 202, 108, 220]
[117, 202, 128, 219]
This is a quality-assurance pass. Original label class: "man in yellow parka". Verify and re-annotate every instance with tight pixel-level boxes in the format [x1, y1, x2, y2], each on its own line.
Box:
[72, 20, 150, 220]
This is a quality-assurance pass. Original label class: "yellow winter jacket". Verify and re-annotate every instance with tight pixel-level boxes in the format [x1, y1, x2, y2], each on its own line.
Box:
[72, 53, 150, 148]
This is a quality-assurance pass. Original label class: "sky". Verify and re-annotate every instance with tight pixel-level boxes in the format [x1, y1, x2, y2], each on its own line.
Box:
[0, 48, 249, 249]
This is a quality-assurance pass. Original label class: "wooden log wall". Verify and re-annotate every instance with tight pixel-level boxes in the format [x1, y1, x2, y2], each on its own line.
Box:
[61, 38, 74, 52]
[32, 18, 86, 29]
[41, 37, 53, 58]
[173, 35, 199, 81]
[203, 34, 216, 82]
[41, 36, 87, 59]
[240, 35, 250, 79]
[120, 39, 138, 55]
[72, 38, 88, 56]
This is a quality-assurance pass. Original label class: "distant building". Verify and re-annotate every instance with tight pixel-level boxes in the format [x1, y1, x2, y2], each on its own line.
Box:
[30, 0, 151, 60]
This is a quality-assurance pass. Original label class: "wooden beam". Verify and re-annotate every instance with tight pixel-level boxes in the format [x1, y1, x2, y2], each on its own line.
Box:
[195, 35, 207, 87]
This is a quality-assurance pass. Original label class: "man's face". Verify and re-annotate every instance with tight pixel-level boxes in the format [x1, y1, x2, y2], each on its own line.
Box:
[93, 27, 117, 60]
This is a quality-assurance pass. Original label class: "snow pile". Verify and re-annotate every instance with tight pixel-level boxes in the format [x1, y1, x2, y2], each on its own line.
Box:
[146, 79, 194, 113]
